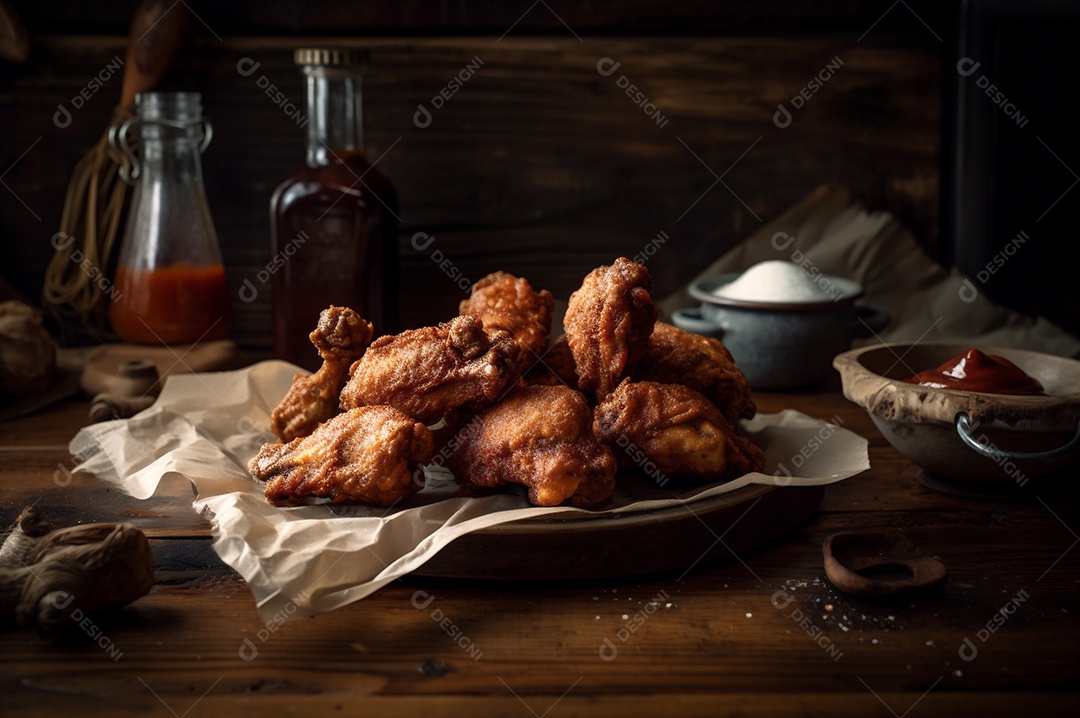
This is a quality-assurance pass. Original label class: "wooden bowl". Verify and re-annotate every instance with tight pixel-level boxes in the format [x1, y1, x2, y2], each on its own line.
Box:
[833, 343, 1080, 485]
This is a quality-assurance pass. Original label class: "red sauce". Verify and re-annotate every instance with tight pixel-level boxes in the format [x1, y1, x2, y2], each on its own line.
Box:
[904, 348, 1044, 395]
[110, 264, 230, 344]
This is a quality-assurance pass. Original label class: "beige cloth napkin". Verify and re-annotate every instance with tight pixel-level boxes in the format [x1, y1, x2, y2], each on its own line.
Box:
[658, 185, 1080, 358]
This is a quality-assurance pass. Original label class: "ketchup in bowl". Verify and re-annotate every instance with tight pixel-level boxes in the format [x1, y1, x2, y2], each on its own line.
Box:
[904, 348, 1044, 395]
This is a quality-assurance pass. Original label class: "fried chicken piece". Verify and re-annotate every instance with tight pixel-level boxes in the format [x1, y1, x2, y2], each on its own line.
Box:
[594, 380, 765, 482]
[522, 334, 579, 388]
[723, 431, 768, 480]
[634, 322, 755, 427]
[460, 271, 554, 372]
[448, 385, 617, 507]
[271, 306, 374, 441]
[252, 406, 433, 507]
[339, 315, 521, 425]
[564, 257, 657, 400]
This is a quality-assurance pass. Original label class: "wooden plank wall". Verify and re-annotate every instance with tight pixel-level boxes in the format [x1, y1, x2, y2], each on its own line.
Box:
[0, 1, 943, 347]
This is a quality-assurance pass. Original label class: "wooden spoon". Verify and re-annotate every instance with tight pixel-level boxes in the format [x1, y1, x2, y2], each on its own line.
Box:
[120, 0, 192, 111]
[0, 0, 30, 63]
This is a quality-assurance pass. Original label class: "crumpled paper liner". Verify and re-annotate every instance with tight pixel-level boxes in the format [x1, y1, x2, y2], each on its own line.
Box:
[70, 361, 869, 622]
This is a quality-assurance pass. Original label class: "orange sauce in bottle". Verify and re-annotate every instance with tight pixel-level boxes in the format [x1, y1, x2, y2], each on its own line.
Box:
[110, 264, 230, 344]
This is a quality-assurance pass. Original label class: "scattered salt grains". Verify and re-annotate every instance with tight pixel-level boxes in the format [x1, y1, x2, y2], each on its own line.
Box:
[622, 614, 629, 620]
[872, 639, 880, 645]
[926, 641, 934, 647]
[665, 603, 674, 609]
[745, 613, 753, 618]
[954, 670, 963, 678]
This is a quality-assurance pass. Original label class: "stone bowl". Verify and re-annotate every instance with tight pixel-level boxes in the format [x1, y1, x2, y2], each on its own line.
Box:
[673, 273, 888, 390]
[834, 343, 1080, 487]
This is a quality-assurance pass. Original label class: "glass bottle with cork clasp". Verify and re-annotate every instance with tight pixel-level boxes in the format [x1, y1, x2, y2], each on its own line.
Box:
[270, 47, 400, 371]
[109, 91, 230, 345]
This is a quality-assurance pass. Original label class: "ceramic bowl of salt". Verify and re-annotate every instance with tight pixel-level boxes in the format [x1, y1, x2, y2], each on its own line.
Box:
[672, 260, 888, 389]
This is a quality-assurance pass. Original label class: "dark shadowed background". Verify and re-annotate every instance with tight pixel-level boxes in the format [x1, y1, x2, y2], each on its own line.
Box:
[2, 1, 1070, 349]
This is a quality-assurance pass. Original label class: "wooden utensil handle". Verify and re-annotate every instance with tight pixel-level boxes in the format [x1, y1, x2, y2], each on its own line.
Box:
[119, 0, 191, 110]
[0, 0, 31, 64]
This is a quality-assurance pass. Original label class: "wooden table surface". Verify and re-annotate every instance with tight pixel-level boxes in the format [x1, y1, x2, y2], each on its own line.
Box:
[1, 385, 1078, 717]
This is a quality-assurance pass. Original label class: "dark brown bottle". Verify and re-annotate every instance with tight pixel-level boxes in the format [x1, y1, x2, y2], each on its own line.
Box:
[270, 48, 399, 371]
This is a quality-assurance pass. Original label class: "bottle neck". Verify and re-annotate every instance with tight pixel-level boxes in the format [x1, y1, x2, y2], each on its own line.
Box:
[132, 92, 208, 184]
[138, 133, 205, 186]
[303, 67, 364, 166]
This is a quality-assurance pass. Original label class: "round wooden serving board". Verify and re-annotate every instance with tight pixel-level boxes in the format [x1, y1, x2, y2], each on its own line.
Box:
[414, 483, 824, 581]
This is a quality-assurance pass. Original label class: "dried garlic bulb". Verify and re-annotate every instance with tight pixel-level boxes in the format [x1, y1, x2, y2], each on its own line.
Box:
[0, 300, 58, 400]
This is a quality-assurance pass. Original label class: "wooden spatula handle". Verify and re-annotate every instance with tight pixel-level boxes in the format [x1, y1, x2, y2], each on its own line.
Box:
[119, 0, 191, 110]
[0, 0, 31, 64]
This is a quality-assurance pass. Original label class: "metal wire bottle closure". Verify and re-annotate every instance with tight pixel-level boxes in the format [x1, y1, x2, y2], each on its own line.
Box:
[109, 115, 213, 183]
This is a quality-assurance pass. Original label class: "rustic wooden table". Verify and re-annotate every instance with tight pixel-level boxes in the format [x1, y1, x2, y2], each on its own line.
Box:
[1, 387, 1078, 717]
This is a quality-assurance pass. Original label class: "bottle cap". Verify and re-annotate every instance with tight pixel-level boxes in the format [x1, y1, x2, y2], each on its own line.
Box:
[294, 48, 369, 67]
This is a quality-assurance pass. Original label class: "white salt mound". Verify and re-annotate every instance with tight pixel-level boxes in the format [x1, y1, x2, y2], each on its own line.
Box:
[712, 260, 834, 303]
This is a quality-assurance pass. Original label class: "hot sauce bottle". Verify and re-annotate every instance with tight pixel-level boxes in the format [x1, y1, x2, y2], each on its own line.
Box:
[110, 92, 230, 344]
[270, 48, 399, 371]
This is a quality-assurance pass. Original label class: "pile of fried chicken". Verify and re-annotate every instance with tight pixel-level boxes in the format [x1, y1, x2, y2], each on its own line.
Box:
[249, 257, 764, 509]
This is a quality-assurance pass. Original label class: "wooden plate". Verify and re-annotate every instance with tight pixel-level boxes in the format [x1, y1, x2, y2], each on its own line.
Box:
[414, 483, 823, 581]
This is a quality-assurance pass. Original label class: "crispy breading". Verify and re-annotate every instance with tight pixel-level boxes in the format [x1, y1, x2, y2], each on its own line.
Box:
[460, 271, 554, 372]
[634, 322, 756, 427]
[270, 306, 374, 441]
[253, 406, 433, 507]
[339, 315, 521, 425]
[522, 334, 579, 388]
[564, 257, 657, 400]
[448, 385, 617, 507]
[594, 379, 764, 482]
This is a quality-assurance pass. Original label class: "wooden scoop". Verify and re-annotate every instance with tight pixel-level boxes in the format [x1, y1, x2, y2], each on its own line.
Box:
[0, 0, 30, 63]
[120, 0, 192, 110]
[823, 531, 947, 596]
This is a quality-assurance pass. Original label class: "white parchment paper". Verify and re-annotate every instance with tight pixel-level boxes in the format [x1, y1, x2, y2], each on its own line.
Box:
[70, 361, 869, 622]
